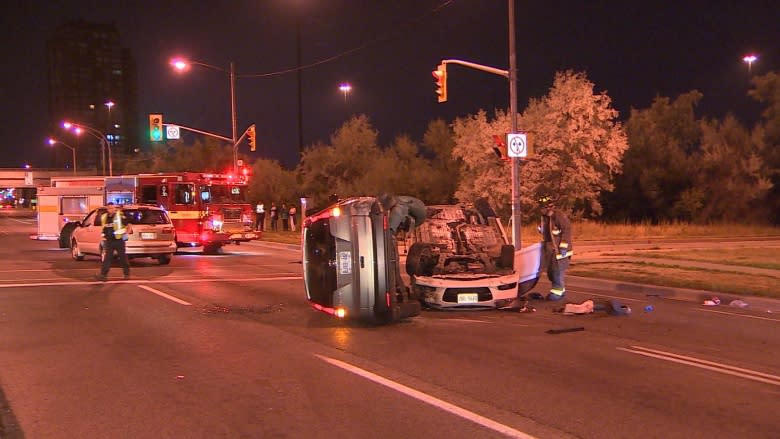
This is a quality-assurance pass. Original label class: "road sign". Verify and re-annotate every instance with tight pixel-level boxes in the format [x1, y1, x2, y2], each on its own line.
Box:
[166, 125, 180, 140]
[507, 133, 528, 158]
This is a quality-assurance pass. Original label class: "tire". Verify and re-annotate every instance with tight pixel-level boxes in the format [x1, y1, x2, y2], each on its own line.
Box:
[474, 198, 497, 220]
[498, 244, 515, 269]
[70, 239, 84, 261]
[406, 243, 436, 277]
[158, 254, 172, 265]
[203, 244, 222, 255]
[59, 222, 78, 249]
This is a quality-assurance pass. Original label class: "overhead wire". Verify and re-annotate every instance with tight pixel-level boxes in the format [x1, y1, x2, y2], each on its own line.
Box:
[241, 0, 454, 78]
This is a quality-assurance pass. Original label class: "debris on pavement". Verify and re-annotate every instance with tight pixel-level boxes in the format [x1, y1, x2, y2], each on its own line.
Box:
[703, 296, 721, 306]
[546, 326, 585, 334]
[729, 299, 749, 308]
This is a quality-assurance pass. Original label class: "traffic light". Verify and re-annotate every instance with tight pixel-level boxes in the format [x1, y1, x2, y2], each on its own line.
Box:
[149, 114, 163, 142]
[432, 63, 447, 103]
[247, 124, 256, 152]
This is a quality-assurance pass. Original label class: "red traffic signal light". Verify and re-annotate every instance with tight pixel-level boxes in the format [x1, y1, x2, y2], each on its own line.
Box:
[432, 63, 447, 103]
[247, 125, 256, 152]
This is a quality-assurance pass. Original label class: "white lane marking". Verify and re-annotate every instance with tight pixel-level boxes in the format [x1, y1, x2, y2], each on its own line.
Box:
[316, 355, 537, 439]
[618, 345, 780, 386]
[694, 308, 779, 322]
[0, 276, 302, 289]
[137, 285, 191, 306]
[441, 318, 491, 323]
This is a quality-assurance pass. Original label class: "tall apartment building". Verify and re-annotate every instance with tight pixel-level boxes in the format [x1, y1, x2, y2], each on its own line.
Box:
[47, 20, 138, 174]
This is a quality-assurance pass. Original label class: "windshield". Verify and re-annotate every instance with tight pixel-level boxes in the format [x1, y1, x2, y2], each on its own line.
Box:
[124, 209, 170, 225]
[200, 184, 246, 204]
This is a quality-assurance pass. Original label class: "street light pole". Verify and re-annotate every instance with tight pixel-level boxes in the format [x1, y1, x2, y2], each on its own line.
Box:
[171, 58, 239, 173]
[62, 122, 111, 176]
[48, 139, 77, 176]
[229, 61, 238, 173]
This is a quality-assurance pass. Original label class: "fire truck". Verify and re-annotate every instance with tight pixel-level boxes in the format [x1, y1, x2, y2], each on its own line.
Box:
[39, 172, 259, 253]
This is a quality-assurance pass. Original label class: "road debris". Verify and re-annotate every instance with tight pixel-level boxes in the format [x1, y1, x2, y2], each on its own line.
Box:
[546, 326, 585, 334]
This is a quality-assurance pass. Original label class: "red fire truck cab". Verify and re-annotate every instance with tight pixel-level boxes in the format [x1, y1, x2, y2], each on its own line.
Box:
[135, 172, 259, 253]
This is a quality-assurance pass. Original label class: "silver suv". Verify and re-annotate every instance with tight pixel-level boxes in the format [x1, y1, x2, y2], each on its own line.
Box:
[302, 196, 424, 324]
[70, 204, 177, 265]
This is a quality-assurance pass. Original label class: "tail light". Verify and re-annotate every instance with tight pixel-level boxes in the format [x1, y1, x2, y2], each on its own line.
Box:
[162, 227, 174, 234]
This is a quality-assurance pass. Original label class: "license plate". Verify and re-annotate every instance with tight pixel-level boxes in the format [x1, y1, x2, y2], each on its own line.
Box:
[141, 232, 156, 240]
[457, 293, 479, 304]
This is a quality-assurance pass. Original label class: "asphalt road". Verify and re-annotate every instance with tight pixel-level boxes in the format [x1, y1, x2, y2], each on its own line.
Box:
[1, 213, 778, 439]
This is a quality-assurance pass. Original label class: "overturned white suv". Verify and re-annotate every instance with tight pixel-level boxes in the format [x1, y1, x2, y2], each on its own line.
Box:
[404, 200, 541, 310]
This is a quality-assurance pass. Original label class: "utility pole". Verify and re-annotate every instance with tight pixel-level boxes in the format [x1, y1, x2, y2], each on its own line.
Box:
[508, 0, 521, 249]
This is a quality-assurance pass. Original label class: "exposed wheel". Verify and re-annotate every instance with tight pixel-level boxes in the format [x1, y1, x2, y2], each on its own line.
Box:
[70, 239, 84, 261]
[498, 244, 515, 269]
[406, 243, 436, 277]
[203, 244, 223, 255]
[474, 198, 497, 220]
[158, 254, 172, 265]
[59, 222, 78, 249]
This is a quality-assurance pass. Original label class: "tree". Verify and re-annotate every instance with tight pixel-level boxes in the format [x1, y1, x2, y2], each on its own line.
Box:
[520, 70, 628, 217]
[297, 115, 382, 208]
[686, 115, 771, 222]
[453, 71, 628, 220]
[605, 91, 702, 222]
[247, 158, 297, 207]
[748, 71, 780, 224]
[421, 119, 460, 203]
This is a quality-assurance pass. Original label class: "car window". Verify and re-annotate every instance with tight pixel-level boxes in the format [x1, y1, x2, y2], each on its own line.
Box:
[124, 209, 169, 225]
[92, 209, 107, 226]
[82, 210, 97, 226]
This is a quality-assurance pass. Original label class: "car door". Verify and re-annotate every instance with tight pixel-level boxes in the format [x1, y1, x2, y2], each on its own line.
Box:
[80, 209, 104, 255]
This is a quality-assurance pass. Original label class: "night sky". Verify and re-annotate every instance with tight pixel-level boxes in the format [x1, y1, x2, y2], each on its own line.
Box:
[1, 1, 777, 170]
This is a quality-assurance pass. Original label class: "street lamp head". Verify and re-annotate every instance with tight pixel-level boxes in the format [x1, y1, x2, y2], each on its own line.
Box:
[339, 83, 352, 93]
[47, 138, 56, 146]
[743, 54, 758, 64]
[105, 101, 115, 109]
[62, 121, 72, 129]
[171, 58, 189, 72]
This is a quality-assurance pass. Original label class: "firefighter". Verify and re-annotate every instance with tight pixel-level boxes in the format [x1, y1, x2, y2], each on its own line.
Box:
[94, 202, 132, 281]
[538, 195, 572, 301]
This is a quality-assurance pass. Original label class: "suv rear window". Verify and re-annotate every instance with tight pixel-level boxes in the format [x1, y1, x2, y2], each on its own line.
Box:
[303, 218, 337, 306]
[124, 209, 170, 225]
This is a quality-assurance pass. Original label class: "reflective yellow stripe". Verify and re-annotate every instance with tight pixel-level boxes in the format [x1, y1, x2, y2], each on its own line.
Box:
[556, 250, 573, 259]
[559, 242, 569, 248]
[168, 211, 202, 220]
[39, 205, 58, 213]
[549, 288, 565, 296]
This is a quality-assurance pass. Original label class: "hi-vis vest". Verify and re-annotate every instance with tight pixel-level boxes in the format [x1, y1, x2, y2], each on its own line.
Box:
[101, 211, 127, 239]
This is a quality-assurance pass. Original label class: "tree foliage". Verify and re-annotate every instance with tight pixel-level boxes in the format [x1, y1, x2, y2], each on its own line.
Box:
[453, 71, 628, 219]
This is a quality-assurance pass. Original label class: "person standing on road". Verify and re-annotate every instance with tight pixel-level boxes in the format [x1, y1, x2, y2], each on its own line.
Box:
[270, 202, 278, 231]
[280, 203, 289, 231]
[95, 202, 132, 281]
[255, 202, 265, 231]
[537, 195, 572, 301]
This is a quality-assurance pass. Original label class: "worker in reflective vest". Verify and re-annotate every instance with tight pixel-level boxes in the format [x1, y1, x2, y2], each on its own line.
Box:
[538, 195, 572, 300]
[95, 202, 132, 281]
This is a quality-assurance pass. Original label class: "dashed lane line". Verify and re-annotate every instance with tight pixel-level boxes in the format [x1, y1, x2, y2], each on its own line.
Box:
[136, 284, 192, 306]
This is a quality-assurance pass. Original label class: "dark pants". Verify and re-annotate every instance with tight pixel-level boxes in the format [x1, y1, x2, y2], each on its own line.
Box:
[543, 242, 569, 299]
[270, 216, 277, 231]
[256, 213, 265, 231]
[100, 239, 130, 276]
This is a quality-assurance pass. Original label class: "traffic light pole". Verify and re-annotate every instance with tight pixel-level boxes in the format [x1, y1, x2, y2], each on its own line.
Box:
[508, 0, 521, 250]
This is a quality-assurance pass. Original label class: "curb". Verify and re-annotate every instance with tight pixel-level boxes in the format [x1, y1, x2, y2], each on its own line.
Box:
[568, 275, 780, 313]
